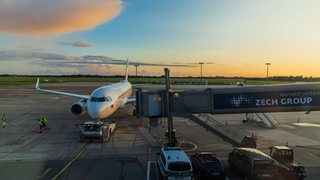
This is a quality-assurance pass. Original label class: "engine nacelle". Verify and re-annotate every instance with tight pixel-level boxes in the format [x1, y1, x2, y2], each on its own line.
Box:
[71, 101, 87, 115]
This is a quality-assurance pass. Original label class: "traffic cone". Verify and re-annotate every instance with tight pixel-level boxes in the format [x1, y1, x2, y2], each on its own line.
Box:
[225, 120, 228, 125]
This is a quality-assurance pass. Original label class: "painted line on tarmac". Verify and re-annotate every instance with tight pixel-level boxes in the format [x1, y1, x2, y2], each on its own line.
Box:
[178, 140, 198, 152]
[296, 145, 320, 150]
[52, 143, 88, 180]
[36, 168, 52, 180]
[0, 137, 35, 159]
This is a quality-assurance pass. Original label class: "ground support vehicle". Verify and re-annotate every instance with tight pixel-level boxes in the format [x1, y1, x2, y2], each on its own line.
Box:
[228, 147, 279, 180]
[157, 147, 193, 180]
[79, 121, 116, 143]
[269, 146, 306, 180]
[191, 152, 226, 180]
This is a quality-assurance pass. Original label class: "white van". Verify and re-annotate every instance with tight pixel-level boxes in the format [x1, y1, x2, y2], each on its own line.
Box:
[157, 147, 193, 180]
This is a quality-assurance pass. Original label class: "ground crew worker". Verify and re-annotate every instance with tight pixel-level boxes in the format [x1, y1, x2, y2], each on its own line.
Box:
[43, 117, 48, 129]
[41, 117, 49, 130]
[38, 119, 43, 133]
[2, 115, 6, 128]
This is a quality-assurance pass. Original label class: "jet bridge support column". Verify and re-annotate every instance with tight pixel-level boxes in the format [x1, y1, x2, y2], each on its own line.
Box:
[164, 68, 176, 147]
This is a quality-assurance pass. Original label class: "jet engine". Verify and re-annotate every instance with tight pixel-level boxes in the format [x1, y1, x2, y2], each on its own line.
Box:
[71, 100, 87, 115]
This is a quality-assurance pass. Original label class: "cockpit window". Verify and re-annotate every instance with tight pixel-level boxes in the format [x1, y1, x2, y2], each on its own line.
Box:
[98, 97, 105, 102]
[91, 96, 112, 102]
[90, 97, 98, 102]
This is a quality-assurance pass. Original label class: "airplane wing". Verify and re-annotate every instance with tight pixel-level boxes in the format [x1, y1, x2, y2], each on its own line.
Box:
[36, 78, 90, 100]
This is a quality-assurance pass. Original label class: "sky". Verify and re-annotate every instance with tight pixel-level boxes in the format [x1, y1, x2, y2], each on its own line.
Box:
[0, 0, 320, 77]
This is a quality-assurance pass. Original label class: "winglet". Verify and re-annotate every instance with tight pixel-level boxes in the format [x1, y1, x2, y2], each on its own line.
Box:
[125, 58, 129, 82]
[36, 78, 40, 91]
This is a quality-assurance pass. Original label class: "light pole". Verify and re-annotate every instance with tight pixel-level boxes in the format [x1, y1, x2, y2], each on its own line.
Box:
[199, 62, 204, 83]
[134, 64, 139, 83]
[265, 62, 271, 84]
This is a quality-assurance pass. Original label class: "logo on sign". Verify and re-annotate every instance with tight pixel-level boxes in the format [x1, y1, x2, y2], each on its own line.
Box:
[229, 95, 252, 107]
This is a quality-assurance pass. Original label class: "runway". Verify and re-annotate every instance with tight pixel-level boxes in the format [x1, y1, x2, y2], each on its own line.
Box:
[0, 82, 320, 179]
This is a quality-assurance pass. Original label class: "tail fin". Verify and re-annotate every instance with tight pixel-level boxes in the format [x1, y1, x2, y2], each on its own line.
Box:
[125, 59, 129, 81]
[36, 78, 40, 91]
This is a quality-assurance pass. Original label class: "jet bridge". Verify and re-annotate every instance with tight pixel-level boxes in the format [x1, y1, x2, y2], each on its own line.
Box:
[136, 69, 320, 146]
[136, 83, 320, 118]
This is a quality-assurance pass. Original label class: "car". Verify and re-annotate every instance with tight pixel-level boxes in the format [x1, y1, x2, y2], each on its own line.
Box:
[228, 147, 279, 180]
[191, 152, 226, 180]
[157, 147, 193, 180]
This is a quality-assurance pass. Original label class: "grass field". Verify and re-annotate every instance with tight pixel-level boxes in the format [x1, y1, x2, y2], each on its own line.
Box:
[0, 76, 123, 86]
[0, 75, 302, 86]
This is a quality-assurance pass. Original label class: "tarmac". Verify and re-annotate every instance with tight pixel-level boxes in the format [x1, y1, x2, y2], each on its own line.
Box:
[0, 82, 319, 179]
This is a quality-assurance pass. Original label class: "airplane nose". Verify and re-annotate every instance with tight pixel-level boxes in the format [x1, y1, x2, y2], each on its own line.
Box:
[87, 103, 101, 119]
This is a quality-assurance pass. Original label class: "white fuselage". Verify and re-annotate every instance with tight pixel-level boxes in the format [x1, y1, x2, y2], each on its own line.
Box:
[87, 81, 132, 119]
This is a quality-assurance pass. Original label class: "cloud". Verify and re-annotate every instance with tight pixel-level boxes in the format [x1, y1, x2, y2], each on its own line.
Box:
[185, 62, 215, 65]
[58, 42, 95, 48]
[58, 38, 96, 48]
[0, 0, 123, 35]
[88, 64, 111, 75]
[18, 45, 46, 51]
[82, 55, 118, 62]
[0, 49, 199, 75]
[130, 62, 195, 67]
[0, 50, 196, 72]
[0, 50, 81, 61]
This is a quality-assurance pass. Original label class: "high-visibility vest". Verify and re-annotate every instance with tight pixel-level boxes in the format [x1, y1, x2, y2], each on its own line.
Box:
[2, 116, 6, 127]
[43, 118, 47, 124]
[38, 120, 43, 126]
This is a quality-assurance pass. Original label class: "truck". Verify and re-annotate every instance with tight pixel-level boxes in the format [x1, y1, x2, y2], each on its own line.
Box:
[269, 146, 306, 180]
[79, 121, 116, 143]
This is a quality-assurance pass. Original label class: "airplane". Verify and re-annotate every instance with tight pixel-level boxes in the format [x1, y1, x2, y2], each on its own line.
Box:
[236, 79, 246, 86]
[35, 61, 135, 120]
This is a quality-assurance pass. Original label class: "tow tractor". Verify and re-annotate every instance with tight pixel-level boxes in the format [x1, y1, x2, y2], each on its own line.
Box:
[269, 146, 306, 179]
[79, 121, 116, 143]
